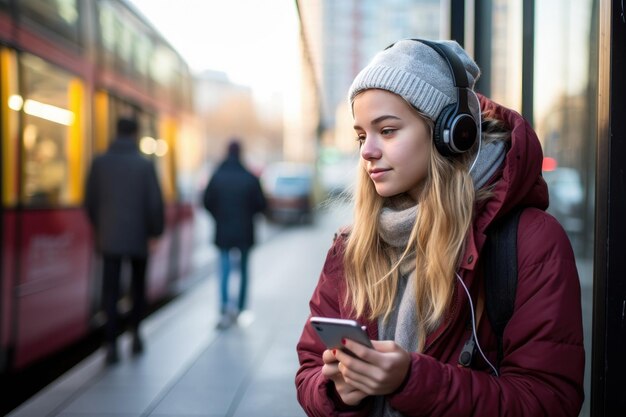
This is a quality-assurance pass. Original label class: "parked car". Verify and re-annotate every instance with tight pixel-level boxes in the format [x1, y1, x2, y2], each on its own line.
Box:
[318, 155, 358, 197]
[261, 162, 314, 224]
[543, 166, 584, 235]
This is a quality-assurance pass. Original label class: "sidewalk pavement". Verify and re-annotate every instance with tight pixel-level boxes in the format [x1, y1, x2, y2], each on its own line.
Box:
[8, 204, 351, 417]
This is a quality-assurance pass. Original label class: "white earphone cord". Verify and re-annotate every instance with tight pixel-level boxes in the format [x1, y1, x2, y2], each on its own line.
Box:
[455, 92, 495, 374]
[455, 272, 499, 376]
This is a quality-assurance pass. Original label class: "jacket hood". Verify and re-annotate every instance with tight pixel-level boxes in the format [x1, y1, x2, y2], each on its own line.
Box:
[475, 94, 549, 232]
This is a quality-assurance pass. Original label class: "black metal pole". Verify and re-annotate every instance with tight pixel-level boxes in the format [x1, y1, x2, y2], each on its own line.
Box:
[592, 1, 626, 415]
[521, 0, 535, 126]
[450, 0, 465, 46]
[473, 0, 492, 97]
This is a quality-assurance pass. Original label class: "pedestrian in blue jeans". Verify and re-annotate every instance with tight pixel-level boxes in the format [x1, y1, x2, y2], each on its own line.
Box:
[219, 247, 249, 315]
[203, 139, 266, 329]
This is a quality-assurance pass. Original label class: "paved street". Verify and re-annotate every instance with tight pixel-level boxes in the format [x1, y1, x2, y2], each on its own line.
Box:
[8, 202, 353, 417]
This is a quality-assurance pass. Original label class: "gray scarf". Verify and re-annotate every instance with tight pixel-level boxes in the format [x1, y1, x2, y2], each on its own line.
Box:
[370, 140, 506, 417]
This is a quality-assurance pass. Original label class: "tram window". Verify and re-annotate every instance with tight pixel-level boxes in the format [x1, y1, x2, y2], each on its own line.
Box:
[97, 2, 154, 87]
[150, 45, 177, 93]
[117, 22, 133, 66]
[18, 53, 85, 207]
[134, 31, 153, 79]
[98, 3, 117, 71]
[19, 0, 80, 45]
[98, 2, 130, 75]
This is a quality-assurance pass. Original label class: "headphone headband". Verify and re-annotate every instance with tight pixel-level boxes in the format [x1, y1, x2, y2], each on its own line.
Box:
[406, 39, 478, 156]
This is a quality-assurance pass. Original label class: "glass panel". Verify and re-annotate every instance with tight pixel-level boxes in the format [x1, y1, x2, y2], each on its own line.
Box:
[134, 31, 153, 78]
[19, 53, 82, 207]
[97, 0, 156, 90]
[534, 1, 597, 415]
[489, 0, 523, 111]
[19, 0, 80, 44]
[150, 44, 176, 87]
[98, 2, 117, 73]
[117, 20, 133, 66]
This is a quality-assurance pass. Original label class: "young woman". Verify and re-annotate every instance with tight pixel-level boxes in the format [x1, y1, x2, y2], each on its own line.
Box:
[295, 39, 584, 417]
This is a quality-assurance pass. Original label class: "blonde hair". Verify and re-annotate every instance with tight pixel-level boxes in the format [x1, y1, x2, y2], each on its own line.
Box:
[344, 112, 509, 351]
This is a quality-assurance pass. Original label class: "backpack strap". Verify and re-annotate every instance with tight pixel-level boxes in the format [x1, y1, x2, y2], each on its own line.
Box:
[484, 206, 524, 370]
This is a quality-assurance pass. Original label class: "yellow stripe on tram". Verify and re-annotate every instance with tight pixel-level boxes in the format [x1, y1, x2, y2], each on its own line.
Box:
[67, 78, 85, 205]
[1, 48, 19, 207]
[159, 116, 177, 203]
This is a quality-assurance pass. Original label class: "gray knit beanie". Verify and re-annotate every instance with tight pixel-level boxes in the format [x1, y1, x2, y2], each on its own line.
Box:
[348, 39, 481, 122]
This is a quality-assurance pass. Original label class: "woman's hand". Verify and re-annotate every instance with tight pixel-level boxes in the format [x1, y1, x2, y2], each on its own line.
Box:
[321, 348, 368, 405]
[334, 339, 411, 396]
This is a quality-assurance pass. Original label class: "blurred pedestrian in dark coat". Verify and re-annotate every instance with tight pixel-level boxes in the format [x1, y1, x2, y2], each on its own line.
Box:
[203, 139, 266, 329]
[85, 117, 164, 365]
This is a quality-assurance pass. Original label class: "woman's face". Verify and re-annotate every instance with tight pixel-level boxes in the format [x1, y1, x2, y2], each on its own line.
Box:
[353, 89, 432, 201]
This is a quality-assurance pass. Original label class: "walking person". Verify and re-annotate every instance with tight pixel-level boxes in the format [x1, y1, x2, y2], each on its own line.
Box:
[203, 139, 267, 330]
[85, 117, 164, 365]
[296, 39, 585, 416]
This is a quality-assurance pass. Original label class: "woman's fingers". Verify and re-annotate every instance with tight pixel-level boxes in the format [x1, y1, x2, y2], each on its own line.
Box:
[322, 348, 338, 364]
[337, 338, 411, 395]
[321, 348, 369, 406]
[337, 387, 369, 406]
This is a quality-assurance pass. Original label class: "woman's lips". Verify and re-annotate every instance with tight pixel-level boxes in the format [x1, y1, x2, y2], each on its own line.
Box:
[369, 168, 390, 181]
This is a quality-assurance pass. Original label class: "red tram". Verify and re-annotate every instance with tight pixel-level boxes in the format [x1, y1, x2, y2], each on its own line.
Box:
[0, 0, 200, 372]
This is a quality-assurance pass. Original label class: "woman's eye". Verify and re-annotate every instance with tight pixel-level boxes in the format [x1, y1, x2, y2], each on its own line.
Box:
[355, 135, 365, 144]
[381, 128, 396, 136]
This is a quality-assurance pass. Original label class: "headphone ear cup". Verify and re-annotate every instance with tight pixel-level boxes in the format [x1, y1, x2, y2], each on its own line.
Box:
[433, 102, 478, 156]
[433, 103, 457, 156]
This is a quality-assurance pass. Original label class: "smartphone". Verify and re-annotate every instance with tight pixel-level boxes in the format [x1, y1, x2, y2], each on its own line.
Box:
[309, 317, 374, 351]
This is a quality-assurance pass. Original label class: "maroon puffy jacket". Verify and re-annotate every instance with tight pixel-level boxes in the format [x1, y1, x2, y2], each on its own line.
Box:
[295, 96, 585, 417]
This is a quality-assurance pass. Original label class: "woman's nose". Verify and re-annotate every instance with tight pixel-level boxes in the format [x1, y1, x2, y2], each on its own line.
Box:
[360, 137, 381, 160]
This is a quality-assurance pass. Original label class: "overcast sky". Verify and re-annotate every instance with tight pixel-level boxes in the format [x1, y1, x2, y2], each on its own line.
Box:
[128, 0, 300, 97]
